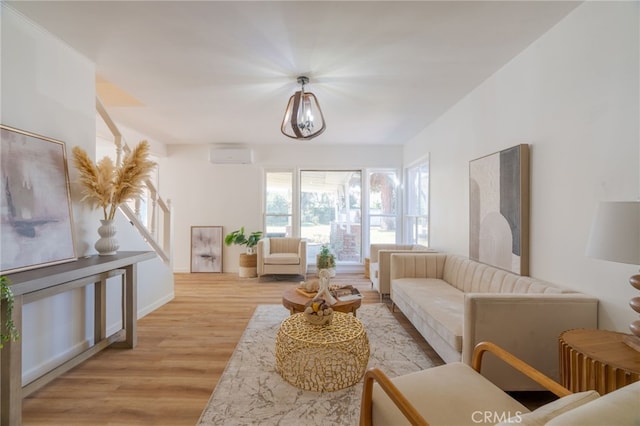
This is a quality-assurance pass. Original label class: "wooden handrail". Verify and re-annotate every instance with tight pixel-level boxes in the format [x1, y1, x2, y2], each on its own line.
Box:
[359, 341, 573, 426]
[471, 341, 572, 397]
[360, 368, 428, 426]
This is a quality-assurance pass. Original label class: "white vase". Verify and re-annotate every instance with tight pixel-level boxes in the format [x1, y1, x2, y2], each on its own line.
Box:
[95, 219, 119, 256]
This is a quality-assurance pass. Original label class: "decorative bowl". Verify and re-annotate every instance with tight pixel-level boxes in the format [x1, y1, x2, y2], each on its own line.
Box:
[304, 311, 333, 326]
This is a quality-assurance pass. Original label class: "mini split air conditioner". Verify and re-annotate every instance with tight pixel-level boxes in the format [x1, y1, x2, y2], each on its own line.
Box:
[209, 148, 254, 164]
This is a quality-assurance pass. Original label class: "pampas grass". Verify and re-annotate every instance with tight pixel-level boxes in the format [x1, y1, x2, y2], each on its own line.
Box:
[72, 141, 156, 220]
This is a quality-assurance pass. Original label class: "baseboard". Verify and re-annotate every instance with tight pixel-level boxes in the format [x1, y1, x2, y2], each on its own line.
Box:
[22, 339, 92, 385]
[138, 292, 175, 319]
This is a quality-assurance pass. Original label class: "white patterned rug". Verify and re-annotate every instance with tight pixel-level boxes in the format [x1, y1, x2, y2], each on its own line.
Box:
[197, 303, 438, 426]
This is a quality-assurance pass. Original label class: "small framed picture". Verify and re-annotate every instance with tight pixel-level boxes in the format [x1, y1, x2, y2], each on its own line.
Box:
[190, 226, 223, 273]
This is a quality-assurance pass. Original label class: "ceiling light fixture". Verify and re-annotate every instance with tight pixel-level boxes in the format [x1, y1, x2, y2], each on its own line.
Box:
[281, 76, 326, 140]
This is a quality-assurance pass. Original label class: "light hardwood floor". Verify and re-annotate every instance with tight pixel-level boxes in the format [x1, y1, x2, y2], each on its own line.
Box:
[22, 273, 443, 425]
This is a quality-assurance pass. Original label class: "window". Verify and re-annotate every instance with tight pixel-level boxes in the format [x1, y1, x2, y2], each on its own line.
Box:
[405, 159, 429, 246]
[368, 170, 399, 245]
[300, 170, 361, 265]
[265, 171, 293, 237]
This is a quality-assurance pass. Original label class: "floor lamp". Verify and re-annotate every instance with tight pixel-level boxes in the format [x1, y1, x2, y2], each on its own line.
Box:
[586, 201, 640, 351]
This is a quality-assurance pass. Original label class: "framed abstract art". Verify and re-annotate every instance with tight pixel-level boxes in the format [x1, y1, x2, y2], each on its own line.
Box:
[469, 144, 530, 276]
[0, 125, 77, 274]
[190, 226, 223, 273]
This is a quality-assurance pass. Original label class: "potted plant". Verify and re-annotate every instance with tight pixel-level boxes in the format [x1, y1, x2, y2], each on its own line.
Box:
[224, 227, 263, 254]
[0, 276, 20, 349]
[72, 141, 155, 255]
[316, 244, 336, 277]
[224, 227, 263, 278]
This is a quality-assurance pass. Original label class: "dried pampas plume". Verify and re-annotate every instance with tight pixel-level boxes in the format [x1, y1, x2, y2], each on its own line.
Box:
[72, 141, 155, 220]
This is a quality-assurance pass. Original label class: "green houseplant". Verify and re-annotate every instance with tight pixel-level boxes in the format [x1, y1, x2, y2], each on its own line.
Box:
[0, 276, 20, 349]
[316, 244, 336, 277]
[224, 227, 263, 254]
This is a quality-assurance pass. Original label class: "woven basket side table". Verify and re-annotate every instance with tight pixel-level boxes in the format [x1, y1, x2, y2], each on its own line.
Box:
[275, 312, 370, 392]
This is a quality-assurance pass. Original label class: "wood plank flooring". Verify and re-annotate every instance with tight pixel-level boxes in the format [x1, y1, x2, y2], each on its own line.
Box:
[21, 273, 443, 425]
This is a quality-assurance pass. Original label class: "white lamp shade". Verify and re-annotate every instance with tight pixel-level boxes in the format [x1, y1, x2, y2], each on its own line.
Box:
[586, 201, 640, 265]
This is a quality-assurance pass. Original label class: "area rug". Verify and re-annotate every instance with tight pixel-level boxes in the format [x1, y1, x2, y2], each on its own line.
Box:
[197, 303, 437, 426]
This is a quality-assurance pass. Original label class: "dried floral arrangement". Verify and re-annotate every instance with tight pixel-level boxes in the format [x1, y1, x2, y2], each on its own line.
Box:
[72, 141, 156, 220]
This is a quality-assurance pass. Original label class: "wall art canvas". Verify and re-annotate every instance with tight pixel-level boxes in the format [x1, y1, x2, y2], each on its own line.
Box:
[191, 226, 223, 273]
[469, 144, 529, 276]
[1, 125, 77, 274]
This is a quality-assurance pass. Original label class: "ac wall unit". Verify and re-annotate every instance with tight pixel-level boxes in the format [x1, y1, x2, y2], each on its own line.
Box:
[209, 148, 254, 164]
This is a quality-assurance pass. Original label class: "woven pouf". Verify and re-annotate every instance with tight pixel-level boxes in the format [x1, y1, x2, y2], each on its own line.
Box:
[275, 312, 370, 392]
[239, 253, 257, 278]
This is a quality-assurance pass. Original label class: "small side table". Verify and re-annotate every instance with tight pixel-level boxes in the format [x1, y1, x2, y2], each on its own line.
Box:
[559, 329, 640, 394]
[275, 312, 370, 392]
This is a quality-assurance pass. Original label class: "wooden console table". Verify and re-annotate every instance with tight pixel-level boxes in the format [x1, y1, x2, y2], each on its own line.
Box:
[0, 251, 155, 426]
[559, 329, 640, 395]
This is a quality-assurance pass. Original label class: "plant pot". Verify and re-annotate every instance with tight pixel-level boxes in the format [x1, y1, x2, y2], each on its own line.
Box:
[239, 253, 257, 278]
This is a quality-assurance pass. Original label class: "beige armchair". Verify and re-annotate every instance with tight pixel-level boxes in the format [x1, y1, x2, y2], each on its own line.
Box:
[360, 342, 578, 426]
[257, 237, 307, 277]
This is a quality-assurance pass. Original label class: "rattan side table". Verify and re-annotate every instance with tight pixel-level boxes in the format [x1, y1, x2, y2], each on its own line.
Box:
[559, 329, 640, 394]
[275, 312, 370, 392]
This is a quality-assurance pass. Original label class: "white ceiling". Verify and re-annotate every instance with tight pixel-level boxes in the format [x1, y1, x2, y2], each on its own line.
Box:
[7, 1, 579, 146]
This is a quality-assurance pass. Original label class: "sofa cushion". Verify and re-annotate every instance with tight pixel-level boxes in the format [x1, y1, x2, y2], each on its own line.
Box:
[392, 278, 464, 352]
[372, 362, 529, 426]
[546, 382, 639, 426]
[264, 253, 300, 265]
[496, 391, 600, 425]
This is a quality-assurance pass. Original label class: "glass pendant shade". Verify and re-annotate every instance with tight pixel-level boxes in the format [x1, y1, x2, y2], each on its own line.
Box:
[281, 76, 326, 140]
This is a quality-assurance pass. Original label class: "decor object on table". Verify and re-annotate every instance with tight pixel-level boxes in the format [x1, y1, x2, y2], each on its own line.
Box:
[0, 125, 77, 273]
[316, 243, 336, 277]
[303, 298, 334, 325]
[316, 268, 337, 305]
[0, 276, 19, 349]
[586, 200, 640, 351]
[469, 144, 530, 275]
[190, 226, 223, 273]
[281, 76, 326, 140]
[72, 140, 155, 255]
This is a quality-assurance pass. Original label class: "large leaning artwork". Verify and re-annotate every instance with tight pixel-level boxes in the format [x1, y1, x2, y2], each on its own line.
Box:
[191, 226, 223, 273]
[1, 125, 77, 274]
[469, 144, 529, 276]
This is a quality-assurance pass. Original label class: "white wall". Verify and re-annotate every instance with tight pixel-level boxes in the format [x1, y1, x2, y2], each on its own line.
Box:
[404, 2, 639, 332]
[1, 5, 174, 382]
[161, 143, 403, 272]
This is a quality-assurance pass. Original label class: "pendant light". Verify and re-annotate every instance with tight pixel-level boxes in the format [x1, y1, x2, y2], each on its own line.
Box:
[281, 76, 326, 140]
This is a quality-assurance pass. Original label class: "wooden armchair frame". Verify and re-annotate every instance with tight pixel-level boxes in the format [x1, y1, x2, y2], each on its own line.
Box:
[359, 341, 572, 426]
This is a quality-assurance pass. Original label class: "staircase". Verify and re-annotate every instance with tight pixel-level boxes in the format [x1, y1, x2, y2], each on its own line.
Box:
[96, 98, 172, 263]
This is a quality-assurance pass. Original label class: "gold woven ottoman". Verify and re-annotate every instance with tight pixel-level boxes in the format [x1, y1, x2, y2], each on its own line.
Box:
[275, 312, 370, 392]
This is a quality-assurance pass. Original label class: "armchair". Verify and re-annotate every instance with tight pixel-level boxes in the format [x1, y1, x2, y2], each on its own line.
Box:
[360, 342, 592, 426]
[257, 237, 307, 277]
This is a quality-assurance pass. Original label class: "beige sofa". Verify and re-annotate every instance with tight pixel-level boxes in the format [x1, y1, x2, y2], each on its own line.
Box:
[389, 253, 598, 390]
[369, 244, 433, 299]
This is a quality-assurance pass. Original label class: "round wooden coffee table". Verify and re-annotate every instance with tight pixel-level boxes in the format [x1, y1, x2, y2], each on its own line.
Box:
[282, 286, 362, 316]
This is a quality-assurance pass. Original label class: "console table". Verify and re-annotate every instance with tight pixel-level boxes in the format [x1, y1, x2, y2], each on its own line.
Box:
[559, 329, 640, 395]
[0, 251, 155, 426]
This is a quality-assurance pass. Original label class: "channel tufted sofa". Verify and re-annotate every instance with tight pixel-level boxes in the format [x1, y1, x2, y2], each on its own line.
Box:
[389, 252, 599, 390]
[369, 244, 434, 299]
